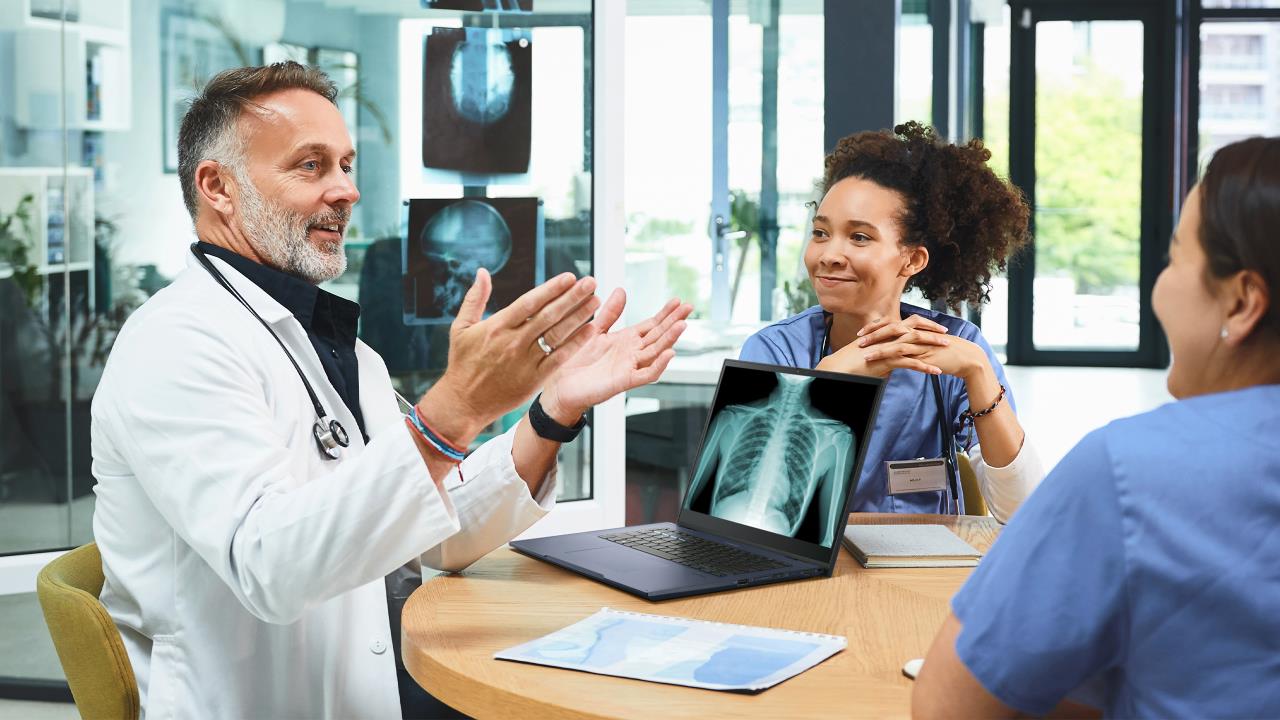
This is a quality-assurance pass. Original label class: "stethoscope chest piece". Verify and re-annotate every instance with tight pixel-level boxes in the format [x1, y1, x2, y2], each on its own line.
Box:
[313, 418, 351, 460]
[192, 242, 358, 463]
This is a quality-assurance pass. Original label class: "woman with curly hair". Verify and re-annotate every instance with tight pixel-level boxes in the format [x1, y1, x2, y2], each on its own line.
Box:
[739, 122, 1039, 520]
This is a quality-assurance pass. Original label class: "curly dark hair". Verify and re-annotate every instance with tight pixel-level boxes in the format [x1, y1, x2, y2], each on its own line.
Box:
[821, 121, 1031, 309]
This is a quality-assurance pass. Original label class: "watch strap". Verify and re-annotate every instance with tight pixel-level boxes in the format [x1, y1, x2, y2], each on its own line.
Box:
[528, 394, 587, 443]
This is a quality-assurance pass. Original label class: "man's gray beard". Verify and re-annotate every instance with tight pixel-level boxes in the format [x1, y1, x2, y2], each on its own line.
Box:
[235, 170, 348, 285]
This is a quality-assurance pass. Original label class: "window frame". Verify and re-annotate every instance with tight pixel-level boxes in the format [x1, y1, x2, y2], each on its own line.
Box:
[1004, 0, 1177, 368]
[1186, 0, 1280, 199]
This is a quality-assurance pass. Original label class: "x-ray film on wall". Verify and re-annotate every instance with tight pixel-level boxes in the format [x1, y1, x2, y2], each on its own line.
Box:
[684, 367, 878, 549]
[422, 26, 532, 174]
[402, 197, 544, 325]
[422, 0, 534, 10]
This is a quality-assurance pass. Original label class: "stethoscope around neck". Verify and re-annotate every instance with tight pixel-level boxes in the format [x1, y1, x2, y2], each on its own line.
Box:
[190, 243, 350, 460]
[819, 310, 963, 513]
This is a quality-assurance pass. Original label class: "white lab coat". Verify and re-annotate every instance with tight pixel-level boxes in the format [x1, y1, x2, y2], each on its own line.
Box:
[90, 252, 556, 719]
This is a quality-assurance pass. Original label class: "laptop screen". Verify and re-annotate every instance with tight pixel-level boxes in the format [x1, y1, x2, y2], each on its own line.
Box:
[679, 360, 883, 558]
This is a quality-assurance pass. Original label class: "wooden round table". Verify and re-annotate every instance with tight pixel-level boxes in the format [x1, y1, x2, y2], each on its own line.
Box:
[402, 513, 1001, 719]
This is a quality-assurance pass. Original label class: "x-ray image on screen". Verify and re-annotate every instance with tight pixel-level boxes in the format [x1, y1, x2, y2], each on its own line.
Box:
[402, 197, 544, 325]
[422, 0, 534, 10]
[421, 26, 532, 174]
[684, 367, 877, 549]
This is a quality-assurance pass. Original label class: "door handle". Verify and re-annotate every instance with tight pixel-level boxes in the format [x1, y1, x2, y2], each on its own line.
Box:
[713, 215, 749, 242]
[711, 215, 749, 272]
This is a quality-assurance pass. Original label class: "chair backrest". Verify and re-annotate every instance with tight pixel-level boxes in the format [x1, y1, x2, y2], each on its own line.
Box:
[37, 543, 139, 720]
[957, 453, 989, 517]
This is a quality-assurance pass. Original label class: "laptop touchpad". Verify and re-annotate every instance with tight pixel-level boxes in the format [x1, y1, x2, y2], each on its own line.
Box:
[566, 546, 667, 574]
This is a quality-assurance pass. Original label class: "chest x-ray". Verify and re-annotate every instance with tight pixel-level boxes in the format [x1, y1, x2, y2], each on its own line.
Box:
[685, 369, 869, 549]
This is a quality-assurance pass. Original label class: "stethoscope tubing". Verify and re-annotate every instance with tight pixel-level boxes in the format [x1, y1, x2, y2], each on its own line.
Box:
[190, 243, 349, 460]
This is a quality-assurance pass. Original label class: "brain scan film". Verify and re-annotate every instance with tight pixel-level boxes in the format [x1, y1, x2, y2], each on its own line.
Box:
[419, 200, 513, 312]
[402, 197, 543, 325]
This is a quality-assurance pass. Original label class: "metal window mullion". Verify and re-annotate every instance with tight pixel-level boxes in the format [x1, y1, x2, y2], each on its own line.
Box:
[760, 0, 780, 321]
[931, 0, 953, 138]
[710, 0, 730, 324]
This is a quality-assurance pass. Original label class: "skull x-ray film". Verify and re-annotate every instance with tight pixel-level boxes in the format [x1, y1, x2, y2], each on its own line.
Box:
[422, 0, 534, 10]
[402, 197, 544, 325]
[684, 366, 878, 549]
[421, 26, 532, 174]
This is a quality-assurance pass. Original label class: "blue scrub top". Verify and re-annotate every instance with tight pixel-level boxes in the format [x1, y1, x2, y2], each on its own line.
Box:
[951, 385, 1280, 718]
[739, 304, 1014, 514]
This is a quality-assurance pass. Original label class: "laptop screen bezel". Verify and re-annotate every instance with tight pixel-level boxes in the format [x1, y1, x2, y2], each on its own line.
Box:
[675, 359, 886, 569]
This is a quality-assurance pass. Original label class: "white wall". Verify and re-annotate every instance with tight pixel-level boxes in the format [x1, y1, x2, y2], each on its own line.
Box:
[105, 0, 193, 278]
[1004, 365, 1172, 470]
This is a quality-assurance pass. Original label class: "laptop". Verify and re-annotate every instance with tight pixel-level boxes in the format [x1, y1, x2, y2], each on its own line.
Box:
[510, 359, 886, 601]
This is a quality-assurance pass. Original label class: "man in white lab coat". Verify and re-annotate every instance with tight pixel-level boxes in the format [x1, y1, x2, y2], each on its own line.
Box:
[90, 62, 691, 719]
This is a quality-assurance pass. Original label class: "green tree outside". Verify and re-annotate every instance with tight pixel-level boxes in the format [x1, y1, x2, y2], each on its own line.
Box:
[1033, 63, 1142, 295]
[627, 215, 706, 318]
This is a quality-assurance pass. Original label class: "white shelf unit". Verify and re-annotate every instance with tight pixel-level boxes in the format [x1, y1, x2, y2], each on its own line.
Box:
[0, 0, 130, 35]
[1, 0, 132, 131]
[0, 167, 95, 276]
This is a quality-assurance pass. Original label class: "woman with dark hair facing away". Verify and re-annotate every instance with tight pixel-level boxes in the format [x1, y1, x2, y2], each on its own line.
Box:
[740, 122, 1039, 521]
[913, 136, 1280, 718]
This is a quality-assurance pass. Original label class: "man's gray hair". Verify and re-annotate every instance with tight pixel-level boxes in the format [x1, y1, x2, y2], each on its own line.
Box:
[176, 61, 338, 221]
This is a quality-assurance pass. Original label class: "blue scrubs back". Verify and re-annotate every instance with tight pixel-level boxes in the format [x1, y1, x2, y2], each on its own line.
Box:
[950, 385, 1280, 717]
[739, 304, 1014, 514]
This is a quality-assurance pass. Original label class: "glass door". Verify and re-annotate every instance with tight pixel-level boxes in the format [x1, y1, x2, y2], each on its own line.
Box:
[621, 0, 824, 525]
[1006, 1, 1173, 367]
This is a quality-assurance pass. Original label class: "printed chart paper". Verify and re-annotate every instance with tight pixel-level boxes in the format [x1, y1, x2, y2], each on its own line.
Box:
[494, 608, 845, 693]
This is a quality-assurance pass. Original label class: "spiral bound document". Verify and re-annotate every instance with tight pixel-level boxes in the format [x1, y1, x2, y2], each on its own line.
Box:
[494, 608, 846, 692]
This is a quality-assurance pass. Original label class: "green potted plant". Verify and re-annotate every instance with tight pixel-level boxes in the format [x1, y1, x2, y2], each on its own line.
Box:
[0, 194, 40, 306]
[0, 192, 60, 502]
[0, 196, 142, 502]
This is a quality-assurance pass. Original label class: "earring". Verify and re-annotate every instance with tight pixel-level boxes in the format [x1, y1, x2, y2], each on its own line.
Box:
[1220, 326, 1229, 340]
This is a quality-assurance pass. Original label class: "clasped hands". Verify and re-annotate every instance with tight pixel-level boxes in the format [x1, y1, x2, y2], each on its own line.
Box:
[816, 314, 987, 381]
[420, 269, 692, 445]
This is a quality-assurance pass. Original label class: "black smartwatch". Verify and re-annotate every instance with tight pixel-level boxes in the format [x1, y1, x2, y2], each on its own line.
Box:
[528, 394, 587, 442]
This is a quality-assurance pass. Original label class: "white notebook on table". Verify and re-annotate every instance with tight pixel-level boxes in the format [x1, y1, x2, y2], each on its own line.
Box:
[842, 524, 983, 568]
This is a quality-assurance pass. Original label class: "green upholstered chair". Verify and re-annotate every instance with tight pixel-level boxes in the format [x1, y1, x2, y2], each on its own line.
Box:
[36, 543, 139, 720]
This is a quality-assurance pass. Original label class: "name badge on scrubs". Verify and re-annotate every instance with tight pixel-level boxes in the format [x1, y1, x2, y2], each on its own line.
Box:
[885, 458, 948, 495]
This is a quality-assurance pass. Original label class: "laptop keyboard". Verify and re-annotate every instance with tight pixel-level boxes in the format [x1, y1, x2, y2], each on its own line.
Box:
[599, 528, 787, 577]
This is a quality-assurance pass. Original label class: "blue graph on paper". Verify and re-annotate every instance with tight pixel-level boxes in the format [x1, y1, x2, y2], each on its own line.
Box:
[495, 608, 845, 692]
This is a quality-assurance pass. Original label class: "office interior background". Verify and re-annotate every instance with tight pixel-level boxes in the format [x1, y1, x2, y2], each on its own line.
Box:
[0, 0, 1277, 708]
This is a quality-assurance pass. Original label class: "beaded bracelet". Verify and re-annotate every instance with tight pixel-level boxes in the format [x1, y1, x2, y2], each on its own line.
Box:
[960, 384, 1006, 427]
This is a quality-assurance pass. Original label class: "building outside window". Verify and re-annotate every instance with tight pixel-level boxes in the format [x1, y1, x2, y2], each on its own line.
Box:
[1199, 21, 1280, 168]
